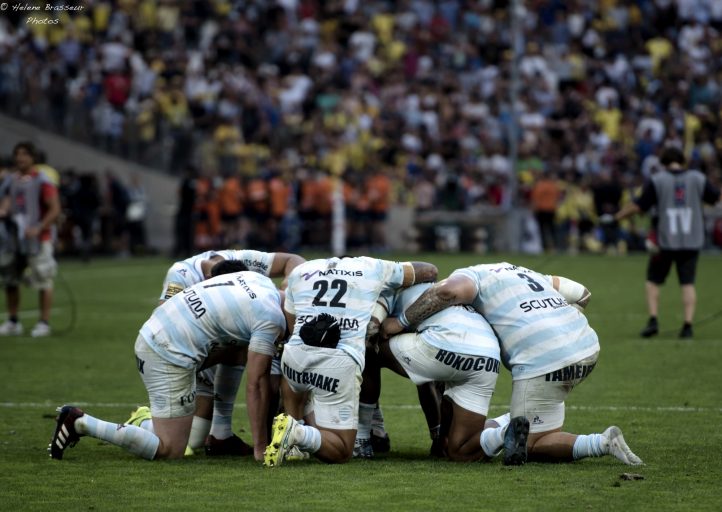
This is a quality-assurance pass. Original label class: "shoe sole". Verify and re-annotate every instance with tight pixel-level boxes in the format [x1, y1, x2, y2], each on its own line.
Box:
[49, 406, 82, 460]
[503, 416, 530, 466]
[264, 415, 293, 468]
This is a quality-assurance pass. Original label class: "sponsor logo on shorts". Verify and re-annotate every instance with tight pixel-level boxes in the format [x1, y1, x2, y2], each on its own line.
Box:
[179, 391, 196, 407]
[136, 356, 145, 374]
[283, 363, 340, 393]
[544, 363, 596, 382]
[532, 415, 544, 425]
[434, 349, 500, 373]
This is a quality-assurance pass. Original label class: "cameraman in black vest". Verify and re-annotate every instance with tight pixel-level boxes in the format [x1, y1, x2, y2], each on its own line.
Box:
[615, 146, 721, 339]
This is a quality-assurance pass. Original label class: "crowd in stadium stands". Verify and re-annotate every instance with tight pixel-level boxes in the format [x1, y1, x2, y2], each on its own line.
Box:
[1, 1, 722, 255]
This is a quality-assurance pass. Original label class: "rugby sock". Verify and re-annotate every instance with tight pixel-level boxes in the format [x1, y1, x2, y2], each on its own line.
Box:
[572, 433, 606, 459]
[209, 364, 245, 439]
[480, 425, 506, 458]
[294, 423, 322, 453]
[358, 402, 375, 440]
[139, 419, 154, 433]
[371, 403, 387, 436]
[487, 412, 511, 428]
[188, 416, 211, 450]
[76, 414, 159, 460]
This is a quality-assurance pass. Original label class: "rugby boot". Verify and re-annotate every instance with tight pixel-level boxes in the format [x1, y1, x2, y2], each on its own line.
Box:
[205, 433, 253, 456]
[49, 405, 84, 460]
[503, 416, 529, 466]
[604, 426, 643, 465]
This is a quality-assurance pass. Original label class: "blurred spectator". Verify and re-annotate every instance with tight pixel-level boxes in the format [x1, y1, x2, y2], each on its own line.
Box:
[530, 170, 562, 252]
[0, 1, 720, 254]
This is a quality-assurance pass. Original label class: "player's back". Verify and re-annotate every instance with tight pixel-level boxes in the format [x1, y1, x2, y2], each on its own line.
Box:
[452, 262, 599, 379]
[388, 283, 500, 360]
[285, 257, 405, 368]
[142, 271, 284, 368]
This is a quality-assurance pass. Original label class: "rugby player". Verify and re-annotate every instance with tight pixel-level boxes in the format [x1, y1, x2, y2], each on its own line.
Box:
[129, 249, 304, 455]
[362, 283, 504, 461]
[264, 256, 437, 466]
[49, 270, 286, 461]
[382, 263, 643, 466]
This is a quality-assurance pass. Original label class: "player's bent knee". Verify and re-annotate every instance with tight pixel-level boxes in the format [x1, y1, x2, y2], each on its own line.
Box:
[154, 440, 187, 460]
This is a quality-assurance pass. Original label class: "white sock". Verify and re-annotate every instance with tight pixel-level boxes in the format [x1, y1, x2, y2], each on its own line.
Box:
[209, 364, 245, 439]
[77, 414, 159, 460]
[188, 416, 211, 450]
[371, 403, 386, 436]
[572, 433, 607, 460]
[487, 412, 511, 429]
[294, 423, 322, 453]
[137, 419, 154, 433]
[480, 424, 506, 458]
[357, 402, 375, 440]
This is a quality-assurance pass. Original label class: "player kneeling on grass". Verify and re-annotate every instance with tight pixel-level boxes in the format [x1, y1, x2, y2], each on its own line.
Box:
[263, 257, 438, 467]
[49, 270, 286, 461]
[382, 263, 643, 466]
[129, 250, 304, 457]
[366, 283, 516, 462]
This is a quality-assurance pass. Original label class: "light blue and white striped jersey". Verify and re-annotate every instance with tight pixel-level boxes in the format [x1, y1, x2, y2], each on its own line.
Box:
[285, 257, 406, 369]
[452, 262, 599, 379]
[141, 271, 285, 369]
[384, 283, 500, 360]
[160, 249, 276, 301]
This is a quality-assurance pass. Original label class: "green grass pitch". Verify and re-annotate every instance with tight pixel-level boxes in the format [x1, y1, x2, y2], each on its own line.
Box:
[1, 253, 721, 511]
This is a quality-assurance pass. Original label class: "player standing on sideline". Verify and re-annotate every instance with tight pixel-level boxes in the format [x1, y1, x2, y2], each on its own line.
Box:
[382, 263, 643, 466]
[49, 270, 286, 461]
[0, 142, 61, 338]
[363, 283, 506, 462]
[613, 146, 721, 339]
[264, 257, 437, 466]
[127, 249, 305, 455]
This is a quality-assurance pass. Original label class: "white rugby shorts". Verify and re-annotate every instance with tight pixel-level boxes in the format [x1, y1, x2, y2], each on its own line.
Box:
[390, 333, 500, 416]
[134, 335, 197, 419]
[281, 343, 361, 430]
[510, 352, 599, 433]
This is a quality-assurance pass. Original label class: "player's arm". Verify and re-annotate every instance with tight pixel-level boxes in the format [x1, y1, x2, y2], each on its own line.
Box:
[270, 253, 306, 290]
[245, 346, 274, 462]
[400, 261, 438, 287]
[381, 273, 476, 338]
[548, 275, 591, 311]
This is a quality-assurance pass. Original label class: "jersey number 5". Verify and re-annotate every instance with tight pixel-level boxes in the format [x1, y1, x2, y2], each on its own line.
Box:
[312, 279, 348, 307]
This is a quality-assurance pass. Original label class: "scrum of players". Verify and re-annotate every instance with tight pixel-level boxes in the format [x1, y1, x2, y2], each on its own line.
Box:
[49, 249, 643, 467]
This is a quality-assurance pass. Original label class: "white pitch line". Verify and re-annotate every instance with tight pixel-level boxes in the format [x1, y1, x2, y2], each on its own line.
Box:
[4, 402, 721, 413]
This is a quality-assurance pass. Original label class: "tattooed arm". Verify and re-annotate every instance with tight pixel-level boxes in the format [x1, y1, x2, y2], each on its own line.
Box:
[381, 274, 477, 337]
[399, 261, 438, 287]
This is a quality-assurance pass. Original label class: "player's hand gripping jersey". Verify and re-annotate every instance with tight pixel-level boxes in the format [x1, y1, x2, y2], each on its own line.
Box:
[452, 263, 599, 379]
[141, 271, 285, 368]
[380, 283, 500, 361]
